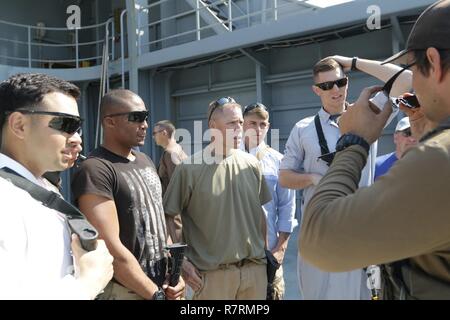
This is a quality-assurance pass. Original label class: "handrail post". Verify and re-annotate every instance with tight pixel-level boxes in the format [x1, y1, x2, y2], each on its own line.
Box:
[196, 0, 201, 40]
[228, 0, 233, 31]
[27, 26, 31, 67]
[274, 0, 278, 21]
[120, 10, 126, 88]
[75, 28, 79, 68]
[137, 9, 141, 56]
[246, 0, 250, 27]
[111, 19, 115, 61]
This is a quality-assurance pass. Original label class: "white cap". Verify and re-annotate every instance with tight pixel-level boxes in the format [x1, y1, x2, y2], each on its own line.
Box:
[395, 117, 410, 132]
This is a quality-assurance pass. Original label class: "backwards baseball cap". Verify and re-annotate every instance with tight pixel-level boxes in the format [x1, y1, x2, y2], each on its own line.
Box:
[395, 117, 411, 132]
[382, 0, 450, 65]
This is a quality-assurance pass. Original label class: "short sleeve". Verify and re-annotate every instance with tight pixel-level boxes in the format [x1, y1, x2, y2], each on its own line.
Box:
[280, 124, 305, 171]
[163, 164, 192, 216]
[71, 159, 115, 202]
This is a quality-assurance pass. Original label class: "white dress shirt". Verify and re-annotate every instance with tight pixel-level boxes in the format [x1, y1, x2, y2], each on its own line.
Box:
[0, 153, 89, 299]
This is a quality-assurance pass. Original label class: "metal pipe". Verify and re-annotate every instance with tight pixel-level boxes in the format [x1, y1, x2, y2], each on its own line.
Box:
[120, 9, 127, 88]
[75, 28, 79, 68]
[196, 0, 201, 40]
[274, 0, 278, 21]
[228, 0, 233, 31]
[27, 26, 31, 67]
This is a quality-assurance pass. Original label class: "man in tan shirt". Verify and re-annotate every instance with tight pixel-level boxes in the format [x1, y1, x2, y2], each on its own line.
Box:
[300, 0, 450, 299]
[153, 120, 187, 243]
[164, 97, 271, 300]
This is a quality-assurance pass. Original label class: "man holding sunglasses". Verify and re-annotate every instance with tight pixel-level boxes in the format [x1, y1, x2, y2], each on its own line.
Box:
[374, 117, 417, 180]
[164, 97, 271, 299]
[279, 54, 412, 299]
[72, 89, 185, 300]
[300, 0, 450, 299]
[0, 73, 113, 299]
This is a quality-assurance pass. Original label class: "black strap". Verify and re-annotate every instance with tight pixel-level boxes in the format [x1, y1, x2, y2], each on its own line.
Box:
[314, 114, 331, 156]
[0, 167, 98, 251]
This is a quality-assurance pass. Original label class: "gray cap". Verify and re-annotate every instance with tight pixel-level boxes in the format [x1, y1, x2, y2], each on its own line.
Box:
[382, 0, 450, 65]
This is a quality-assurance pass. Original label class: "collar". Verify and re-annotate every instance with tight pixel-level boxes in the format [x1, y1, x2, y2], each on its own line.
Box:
[0, 153, 42, 186]
[247, 141, 267, 157]
[420, 116, 450, 142]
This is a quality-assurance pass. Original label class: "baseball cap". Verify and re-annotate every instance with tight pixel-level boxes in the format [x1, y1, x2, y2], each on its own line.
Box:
[382, 0, 450, 65]
[395, 117, 411, 132]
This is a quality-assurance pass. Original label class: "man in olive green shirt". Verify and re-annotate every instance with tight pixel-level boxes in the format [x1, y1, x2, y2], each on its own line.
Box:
[300, 0, 450, 299]
[164, 97, 271, 300]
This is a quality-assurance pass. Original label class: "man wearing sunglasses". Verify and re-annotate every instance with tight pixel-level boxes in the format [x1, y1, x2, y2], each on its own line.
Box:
[374, 117, 417, 181]
[72, 89, 185, 300]
[164, 97, 271, 299]
[0, 73, 113, 299]
[241, 102, 297, 300]
[279, 54, 413, 299]
[300, 0, 450, 300]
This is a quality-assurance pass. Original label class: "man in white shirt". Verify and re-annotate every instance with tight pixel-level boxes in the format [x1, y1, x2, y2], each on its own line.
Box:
[279, 56, 412, 299]
[242, 102, 297, 299]
[0, 73, 113, 299]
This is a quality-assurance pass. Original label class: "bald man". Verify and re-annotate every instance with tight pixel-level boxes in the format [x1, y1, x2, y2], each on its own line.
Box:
[71, 89, 185, 300]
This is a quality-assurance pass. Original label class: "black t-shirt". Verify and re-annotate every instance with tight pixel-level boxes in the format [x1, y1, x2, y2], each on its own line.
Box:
[71, 146, 168, 285]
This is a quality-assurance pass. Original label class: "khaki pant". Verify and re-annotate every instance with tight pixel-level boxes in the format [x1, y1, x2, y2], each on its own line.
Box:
[193, 261, 267, 300]
[97, 281, 144, 300]
[272, 266, 285, 300]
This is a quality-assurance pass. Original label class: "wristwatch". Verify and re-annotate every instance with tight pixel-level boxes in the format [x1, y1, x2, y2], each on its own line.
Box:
[351, 57, 358, 71]
[152, 287, 166, 300]
[335, 133, 370, 154]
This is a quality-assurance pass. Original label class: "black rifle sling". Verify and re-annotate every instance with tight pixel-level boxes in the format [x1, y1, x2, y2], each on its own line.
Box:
[0, 167, 98, 251]
[314, 114, 331, 156]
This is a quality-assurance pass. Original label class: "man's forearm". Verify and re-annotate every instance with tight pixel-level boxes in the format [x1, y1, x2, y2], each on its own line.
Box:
[113, 251, 159, 299]
[355, 58, 412, 96]
[273, 232, 290, 252]
[299, 145, 367, 271]
[279, 170, 315, 189]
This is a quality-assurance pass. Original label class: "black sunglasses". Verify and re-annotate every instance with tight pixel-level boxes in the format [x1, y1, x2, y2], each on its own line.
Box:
[395, 94, 420, 109]
[397, 127, 412, 137]
[315, 77, 348, 91]
[208, 97, 236, 122]
[12, 110, 83, 135]
[243, 103, 268, 116]
[104, 110, 149, 123]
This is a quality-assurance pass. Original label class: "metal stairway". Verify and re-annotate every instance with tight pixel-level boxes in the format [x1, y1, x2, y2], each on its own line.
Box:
[185, 0, 237, 34]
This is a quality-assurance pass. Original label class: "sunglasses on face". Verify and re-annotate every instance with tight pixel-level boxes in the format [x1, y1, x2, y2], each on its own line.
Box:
[13, 110, 83, 135]
[396, 128, 412, 137]
[315, 77, 348, 91]
[395, 94, 420, 109]
[208, 97, 236, 122]
[243, 103, 268, 116]
[104, 110, 149, 123]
